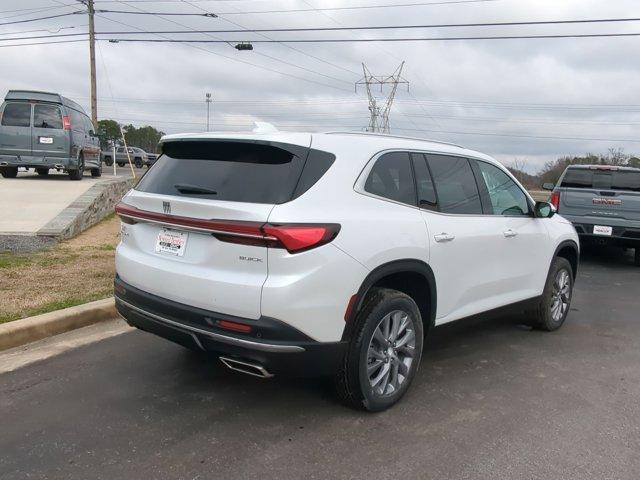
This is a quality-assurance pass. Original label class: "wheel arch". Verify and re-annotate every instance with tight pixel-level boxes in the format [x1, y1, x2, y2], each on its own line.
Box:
[342, 259, 437, 341]
[553, 240, 579, 278]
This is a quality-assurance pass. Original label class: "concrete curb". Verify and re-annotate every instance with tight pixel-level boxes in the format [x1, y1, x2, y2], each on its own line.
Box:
[0, 297, 117, 351]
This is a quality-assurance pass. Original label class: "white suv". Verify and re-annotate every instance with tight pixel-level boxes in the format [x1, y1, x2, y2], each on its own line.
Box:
[114, 130, 579, 411]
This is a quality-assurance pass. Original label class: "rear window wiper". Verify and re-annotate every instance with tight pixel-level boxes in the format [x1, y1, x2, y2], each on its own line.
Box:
[174, 183, 218, 195]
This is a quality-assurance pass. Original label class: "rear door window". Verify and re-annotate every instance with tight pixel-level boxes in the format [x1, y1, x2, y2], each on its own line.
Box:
[1, 103, 31, 127]
[136, 140, 317, 204]
[33, 104, 63, 129]
[364, 151, 416, 206]
[426, 155, 483, 214]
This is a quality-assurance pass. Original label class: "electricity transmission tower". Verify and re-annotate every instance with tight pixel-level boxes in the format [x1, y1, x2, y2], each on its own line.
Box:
[356, 62, 409, 134]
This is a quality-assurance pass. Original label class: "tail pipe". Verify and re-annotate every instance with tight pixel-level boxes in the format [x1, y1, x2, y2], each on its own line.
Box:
[219, 356, 273, 378]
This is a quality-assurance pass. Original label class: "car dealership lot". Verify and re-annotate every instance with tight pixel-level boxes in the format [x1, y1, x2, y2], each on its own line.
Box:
[1, 248, 639, 480]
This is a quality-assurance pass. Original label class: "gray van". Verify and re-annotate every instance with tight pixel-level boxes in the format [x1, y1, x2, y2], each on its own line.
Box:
[0, 90, 101, 180]
[544, 164, 640, 266]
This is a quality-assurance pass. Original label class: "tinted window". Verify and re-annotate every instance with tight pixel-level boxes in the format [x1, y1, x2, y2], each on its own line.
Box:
[426, 155, 482, 214]
[292, 149, 336, 199]
[69, 109, 84, 131]
[33, 104, 63, 129]
[364, 152, 416, 206]
[137, 140, 315, 204]
[1, 103, 31, 127]
[410, 153, 437, 208]
[477, 161, 529, 216]
[561, 168, 640, 192]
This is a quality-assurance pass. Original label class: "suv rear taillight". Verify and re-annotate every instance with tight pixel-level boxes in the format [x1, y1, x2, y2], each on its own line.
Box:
[115, 203, 340, 253]
[63, 115, 71, 130]
[550, 191, 560, 211]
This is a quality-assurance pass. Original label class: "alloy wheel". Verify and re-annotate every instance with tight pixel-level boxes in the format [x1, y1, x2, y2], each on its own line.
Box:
[550, 268, 571, 322]
[366, 310, 416, 397]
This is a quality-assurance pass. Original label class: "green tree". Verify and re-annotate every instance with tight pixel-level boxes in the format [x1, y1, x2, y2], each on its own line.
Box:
[96, 119, 121, 150]
[122, 124, 164, 153]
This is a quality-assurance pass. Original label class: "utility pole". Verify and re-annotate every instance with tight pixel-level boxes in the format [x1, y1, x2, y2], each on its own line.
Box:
[356, 62, 409, 134]
[86, 0, 98, 127]
[205, 92, 212, 131]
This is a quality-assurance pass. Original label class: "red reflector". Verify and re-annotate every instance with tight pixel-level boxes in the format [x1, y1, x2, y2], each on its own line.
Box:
[63, 115, 71, 130]
[344, 294, 358, 322]
[218, 320, 252, 333]
[550, 191, 560, 210]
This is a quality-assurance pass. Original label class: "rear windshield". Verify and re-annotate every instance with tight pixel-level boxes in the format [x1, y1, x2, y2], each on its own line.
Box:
[561, 169, 640, 192]
[136, 140, 334, 204]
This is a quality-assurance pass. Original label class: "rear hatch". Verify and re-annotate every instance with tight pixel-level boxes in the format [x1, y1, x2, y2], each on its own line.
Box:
[557, 167, 640, 222]
[115, 136, 313, 319]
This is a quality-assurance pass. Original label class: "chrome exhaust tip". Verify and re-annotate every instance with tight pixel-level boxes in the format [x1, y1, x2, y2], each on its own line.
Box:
[219, 356, 273, 378]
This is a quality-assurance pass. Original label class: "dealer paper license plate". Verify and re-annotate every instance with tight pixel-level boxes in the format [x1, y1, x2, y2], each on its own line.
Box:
[155, 228, 188, 256]
[593, 225, 613, 236]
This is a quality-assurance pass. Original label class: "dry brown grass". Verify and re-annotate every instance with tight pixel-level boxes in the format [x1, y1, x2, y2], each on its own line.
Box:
[0, 215, 120, 323]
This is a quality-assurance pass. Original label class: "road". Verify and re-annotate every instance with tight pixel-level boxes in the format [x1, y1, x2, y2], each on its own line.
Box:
[1, 248, 639, 480]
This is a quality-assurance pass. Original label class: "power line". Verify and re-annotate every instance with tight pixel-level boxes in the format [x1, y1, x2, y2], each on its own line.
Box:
[96, 0, 502, 15]
[79, 16, 640, 34]
[94, 2, 353, 92]
[0, 11, 84, 27]
[97, 32, 640, 44]
[0, 39, 87, 48]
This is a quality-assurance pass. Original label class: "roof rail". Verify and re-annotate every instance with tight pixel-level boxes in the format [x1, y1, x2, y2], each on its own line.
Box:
[323, 130, 465, 149]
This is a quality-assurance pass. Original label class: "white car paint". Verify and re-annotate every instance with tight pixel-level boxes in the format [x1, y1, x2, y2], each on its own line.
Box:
[115, 130, 578, 343]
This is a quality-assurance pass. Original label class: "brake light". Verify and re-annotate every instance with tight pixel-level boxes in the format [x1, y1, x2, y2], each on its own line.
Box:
[114, 202, 340, 253]
[62, 115, 71, 130]
[550, 191, 560, 210]
[262, 224, 340, 253]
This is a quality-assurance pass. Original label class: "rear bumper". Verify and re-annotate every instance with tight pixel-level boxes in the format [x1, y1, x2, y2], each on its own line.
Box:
[0, 154, 74, 169]
[114, 277, 347, 377]
[570, 221, 640, 247]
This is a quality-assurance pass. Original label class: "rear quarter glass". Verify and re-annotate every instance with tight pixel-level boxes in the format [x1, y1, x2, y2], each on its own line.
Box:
[136, 140, 335, 204]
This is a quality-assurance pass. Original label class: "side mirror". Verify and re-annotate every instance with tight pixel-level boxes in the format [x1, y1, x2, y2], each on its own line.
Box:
[534, 201, 556, 218]
[542, 182, 555, 191]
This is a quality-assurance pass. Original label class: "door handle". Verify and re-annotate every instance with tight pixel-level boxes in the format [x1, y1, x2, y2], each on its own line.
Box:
[434, 232, 455, 243]
[503, 229, 518, 238]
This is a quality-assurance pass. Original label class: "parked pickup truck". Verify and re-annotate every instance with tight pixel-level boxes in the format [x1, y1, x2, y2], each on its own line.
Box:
[545, 164, 640, 266]
[102, 146, 157, 168]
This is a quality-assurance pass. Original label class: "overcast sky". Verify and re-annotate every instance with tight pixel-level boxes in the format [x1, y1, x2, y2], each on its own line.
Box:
[1, 0, 639, 172]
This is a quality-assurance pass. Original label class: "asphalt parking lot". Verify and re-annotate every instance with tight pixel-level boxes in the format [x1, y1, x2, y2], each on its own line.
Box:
[1, 248, 639, 480]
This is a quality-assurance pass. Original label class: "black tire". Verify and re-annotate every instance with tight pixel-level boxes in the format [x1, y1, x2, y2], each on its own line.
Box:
[117, 162, 124, 167]
[36, 168, 49, 176]
[90, 161, 102, 178]
[68, 156, 84, 181]
[525, 257, 574, 331]
[335, 288, 424, 412]
[635, 248, 640, 267]
[0, 166, 18, 178]
[103, 156, 113, 167]
[134, 157, 143, 169]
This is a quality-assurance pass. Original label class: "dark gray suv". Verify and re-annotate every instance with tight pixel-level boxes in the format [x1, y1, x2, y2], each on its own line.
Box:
[0, 90, 101, 180]
[544, 165, 640, 266]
